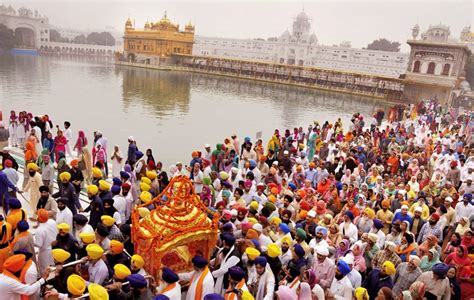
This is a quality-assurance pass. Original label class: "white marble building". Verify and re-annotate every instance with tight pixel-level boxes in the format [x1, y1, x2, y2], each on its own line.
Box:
[193, 11, 409, 78]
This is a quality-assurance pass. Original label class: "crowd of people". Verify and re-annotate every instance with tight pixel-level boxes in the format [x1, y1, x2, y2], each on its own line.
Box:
[0, 99, 472, 300]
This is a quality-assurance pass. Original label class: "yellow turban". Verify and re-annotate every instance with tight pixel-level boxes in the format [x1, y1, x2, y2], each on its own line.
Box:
[86, 243, 104, 260]
[67, 274, 86, 296]
[101, 215, 115, 227]
[141, 177, 151, 185]
[79, 232, 95, 244]
[146, 171, 157, 180]
[87, 185, 99, 196]
[99, 180, 110, 191]
[267, 243, 281, 258]
[138, 207, 150, 218]
[270, 217, 282, 226]
[245, 247, 261, 260]
[131, 254, 145, 269]
[27, 163, 39, 171]
[57, 223, 70, 232]
[364, 208, 375, 219]
[219, 171, 229, 180]
[281, 236, 292, 246]
[140, 191, 152, 203]
[92, 167, 102, 179]
[139, 182, 151, 192]
[299, 210, 308, 219]
[114, 263, 131, 280]
[250, 201, 259, 210]
[368, 233, 379, 243]
[88, 283, 109, 300]
[247, 218, 258, 225]
[354, 287, 369, 300]
[268, 195, 277, 203]
[52, 248, 71, 263]
[382, 261, 396, 276]
[59, 172, 71, 181]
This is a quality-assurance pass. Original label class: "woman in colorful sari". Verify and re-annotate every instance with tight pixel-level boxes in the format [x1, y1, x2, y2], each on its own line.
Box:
[42, 131, 55, 161]
[54, 130, 67, 162]
[396, 232, 417, 262]
[444, 245, 471, 279]
[74, 130, 88, 153]
[419, 248, 440, 272]
[351, 241, 367, 273]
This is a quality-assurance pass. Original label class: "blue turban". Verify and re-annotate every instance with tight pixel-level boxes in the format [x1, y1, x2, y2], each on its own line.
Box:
[251, 239, 260, 249]
[279, 223, 290, 234]
[127, 274, 147, 288]
[161, 267, 179, 283]
[344, 211, 354, 221]
[120, 171, 130, 180]
[13, 248, 33, 261]
[111, 185, 121, 195]
[204, 294, 225, 300]
[288, 182, 296, 191]
[337, 260, 351, 276]
[464, 193, 472, 202]
[228, 266, 245, 281]
[222, 223, 233, 232]
[244, 136, 251, 143]
[254, 256, 267, 267]
[315, 226, 328, 236]
[8, 198, 21, 209]
[295, 223, 304, 230]
[112, 177, 122, 186]
[222, 181, 232, 189]
[192, 256, 208, 268]
[221, 233, 236, 246]
[136, 151, 144, 159]
[17, 220, 29, 232]
[294, 244, 305, 257]
[222, 190, 231, 198]
[249, 160, 257, 168]
[154, 296, 170, 300]
[373, 219, 384, 229]
[432, 263, 450, 277]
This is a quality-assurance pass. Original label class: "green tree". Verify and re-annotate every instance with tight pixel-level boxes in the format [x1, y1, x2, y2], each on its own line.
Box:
[86, 32, 115, 46]
[466, 54, 474, 87]
[367, 38, 401, 52]
[0, 24, 15, 50]
[50, 29, 61, 42]
[73, 35, 87, 44]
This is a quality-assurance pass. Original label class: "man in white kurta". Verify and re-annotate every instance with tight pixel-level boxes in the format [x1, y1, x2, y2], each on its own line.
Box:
[34, 210, 58, 273]
[247, 256, 274, 300]
[211, 234, 240, 294]
[179, 256, 215, 300]
[158, 267, 182, 299]
[338, 212, 358, 244]
[329, 261, 353, 300]
[0, 254, 49, 300]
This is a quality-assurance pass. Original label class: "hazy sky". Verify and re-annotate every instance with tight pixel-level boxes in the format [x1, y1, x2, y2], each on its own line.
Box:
[5, 0, 474, 51]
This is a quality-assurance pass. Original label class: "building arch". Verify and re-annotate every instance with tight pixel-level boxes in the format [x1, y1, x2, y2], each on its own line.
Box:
[413, 60, 421, 73]
[442, 63, 450, 76]
[427, 62, 436, 74]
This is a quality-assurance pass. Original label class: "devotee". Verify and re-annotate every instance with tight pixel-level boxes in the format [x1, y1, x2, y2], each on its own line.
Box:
[311, 246, 335, 290]
[328, 260, 353, 299]
[363, 261, 396, 299]
[392, 255, 422, 296]
[417, 263, 452, 299]
[212, 233, 240, 294]
[34, 208, 58, 273]
[157, 267, 181, 298]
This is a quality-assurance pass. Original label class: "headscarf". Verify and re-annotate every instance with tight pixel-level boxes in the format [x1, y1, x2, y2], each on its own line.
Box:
[297, 282, 311, 300]
[335, 239, 350, 259]
[409, 281, 426, 299]
[277, 286, 297, 300]
[419, 248, 440, 272]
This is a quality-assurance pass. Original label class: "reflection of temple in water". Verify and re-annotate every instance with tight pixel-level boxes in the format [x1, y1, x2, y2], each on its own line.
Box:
[188, 73, 389, 125]
[118, 67, 192, 116]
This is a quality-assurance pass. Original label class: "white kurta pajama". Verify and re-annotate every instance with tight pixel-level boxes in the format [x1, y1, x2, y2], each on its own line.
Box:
[158, 282, 181, 299]
[247, 268, 275, 300]
[179, 267, 215, 300]
[0, 274, 45, 300]
[34, 219, 58, 273]
[211, 246, 240, 294]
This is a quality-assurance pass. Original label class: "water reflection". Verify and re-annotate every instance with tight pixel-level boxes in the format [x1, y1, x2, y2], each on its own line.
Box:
[118, 67, 192, 117]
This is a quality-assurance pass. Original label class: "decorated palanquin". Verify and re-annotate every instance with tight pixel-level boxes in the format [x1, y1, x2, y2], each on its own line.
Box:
[131, 175, 219, 278]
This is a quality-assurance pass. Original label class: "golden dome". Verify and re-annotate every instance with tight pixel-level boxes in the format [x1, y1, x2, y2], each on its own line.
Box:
[125, 17, 132, 27]
[159, 11, 171, 25]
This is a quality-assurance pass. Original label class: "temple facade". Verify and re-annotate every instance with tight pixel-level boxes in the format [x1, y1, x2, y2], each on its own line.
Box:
[193, 11, 409, 78]
[403, 24, 471, 105]
[123, 12, 195, 64]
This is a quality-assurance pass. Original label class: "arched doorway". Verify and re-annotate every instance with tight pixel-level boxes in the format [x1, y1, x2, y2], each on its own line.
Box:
[14, 27, 35, 49]
[442, 63, 450, 76]
[413, 61, 421, 73]
[427, 62, 436, 74]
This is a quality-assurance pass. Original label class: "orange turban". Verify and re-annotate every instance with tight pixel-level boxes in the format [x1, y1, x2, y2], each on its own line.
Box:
[270, 187, 278, 195]
[37, 209, 49, 223]
[4, 254, 26, 273]
[246, 229, 259, 240]
[70, 159, 79, 167]
[110, 240, 124, 254]
[381, 199, 390, 208]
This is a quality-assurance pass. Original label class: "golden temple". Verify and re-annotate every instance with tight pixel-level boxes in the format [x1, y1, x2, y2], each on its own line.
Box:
[123, 12, 195, 64]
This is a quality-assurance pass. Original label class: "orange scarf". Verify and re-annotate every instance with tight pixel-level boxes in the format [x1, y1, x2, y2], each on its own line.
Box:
[19, 260, 33, 300]
[290, 276, 300, 289]
[396, 243, 416, 262]
[10, 231, 29, 251]
[225, 279, 245, 300]
[160, 282, 176, 294]
[191, 266, 209, 300]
